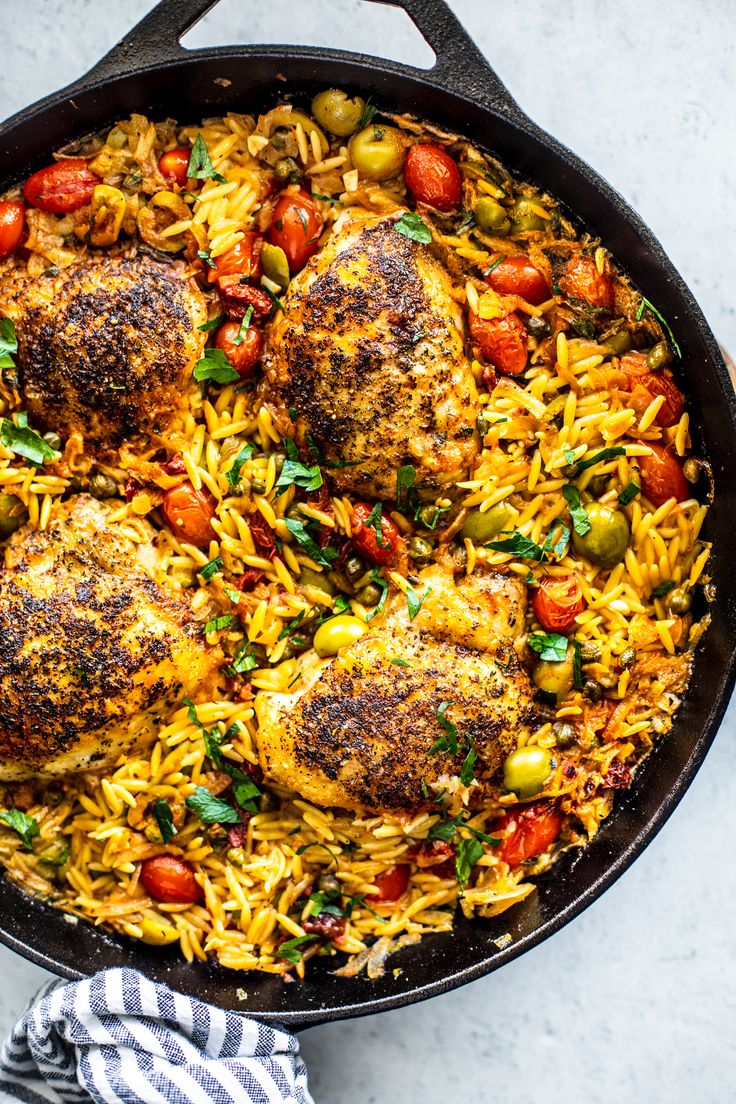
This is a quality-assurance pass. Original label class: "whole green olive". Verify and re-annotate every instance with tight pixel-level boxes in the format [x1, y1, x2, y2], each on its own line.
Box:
[603, 329, 633, 356]
[532, 646, 574, 701]
[646, 341, 672, 372]
[299, 566, 336, 595]
[474, 196, 510, 235]
[89, 472, 118, 499]
[313, 614, 367, 657]
[508, 196, 546, 233]
[0, 493, 28, 540]
[311, 89, 366, 137]
[503, 745, 555, 799]
[357, 582, 382, 607]
[273, 157, 302, 184]
[260, 242, 290, 290]
[461, 502, 514, 543]
[349, 124, 405, 181]
[408, 535, 433, 564]
[572, 501, 630, 569]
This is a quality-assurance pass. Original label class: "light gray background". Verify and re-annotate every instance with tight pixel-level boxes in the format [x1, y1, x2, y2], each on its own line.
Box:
[1, 2, 735, 1101]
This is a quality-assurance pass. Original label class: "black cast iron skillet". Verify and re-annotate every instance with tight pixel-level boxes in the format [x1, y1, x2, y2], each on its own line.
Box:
[1, 0, 734, 1028]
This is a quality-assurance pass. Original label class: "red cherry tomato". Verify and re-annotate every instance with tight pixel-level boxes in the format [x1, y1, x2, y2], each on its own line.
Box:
[140, 855, 203, 904]
[403, 143, 462, 212]
[214, 320, 264, 378]
[638, 443, 689, 507]
[494, 802, 563, 867]
[558, 255, 614, 311]
[484, 255, 549, 306]
[161, 481, 216, 547]
[468, 310, 528, 376]
[532, 574, 585, 632]
[367, 863, 411, 904]
[350, 501, 402, 566]
[268, 190, 323, 272]
[619, 353, 684, 429]
[23, 159, 99, 214]
[209, 232, 263, 284]
[158, 147, 192, 187]
[217, 280, 273, 322]
[0, 201, 25, 260]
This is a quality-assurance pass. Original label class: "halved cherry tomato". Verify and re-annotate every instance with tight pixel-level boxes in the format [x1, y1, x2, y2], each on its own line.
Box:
[403, 143, 462, 212]
[269, 190, 323, 272]
[468, 310, 528, 376]
[493, 801, 563, 867]
[559, 255, 614, 311]
[209, 232, 263, 284]
[638, 443, 689, 507]
[214, 320, 264, 378]
[350, 501, 402, 566]
[161, 481, 216, 547]
[484, 255, 549, 306]
[23, 159, 99, 214]
[140, 855, 203, 904]
[217, 280, 273, 322]
[619, 353, 684, 429]
[532, 574, 585, 632]
[367, 863, 411, 904]
[158, 147, 192, 187]
[0, 201, 25, 260]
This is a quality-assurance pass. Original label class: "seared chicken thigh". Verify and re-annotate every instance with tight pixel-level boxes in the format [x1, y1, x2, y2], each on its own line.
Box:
[0, 253, 207, 452]
[0, 497, 221, 780]
[255, 566, 534, 814]
[263, 211, 479, 500]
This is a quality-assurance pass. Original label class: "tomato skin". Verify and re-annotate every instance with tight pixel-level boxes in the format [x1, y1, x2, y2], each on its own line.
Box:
[485, 255, 549, 305]
[494, 802, 563, 867]
[161, 481, 216, 548]
[639, 443, 689, 507]
[140, 855, 203, 904]
[217, 280, 273, 322]
[619, 354, 684, 429]
[0, 201, 25, 260]
[403, 144, 462, 211]
[214, 320, 264, 378]
[469, 310, 528, 376]
[268, 190, 323, 272]
[350, 502, 402, 565]
[23, 159, 99, 214]
[532, 574, 585, 632]
[210, 232, 263, 284]
[367, 863, 411, 904]
[559, 255, 614, 311]
[158, 148, 191, 187]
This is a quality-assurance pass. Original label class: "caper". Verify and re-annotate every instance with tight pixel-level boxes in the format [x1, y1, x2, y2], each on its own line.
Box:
[586, 474, 609, 498]
[260, 242, 290, 290]
[461, 502, 514, 543]
[646, 341, 671, 372]
[583, 678, 603, 702]
[450, 541, 468, 568]
[572, 502, 630, 569]
[526, 315, 552, 340]
[552, 721, 576, 749]
[508, 196, 546, 233]
[668, 587, 692, 615]
[349, 124, 405, 181]
[503, 745, 555, 799]
[532, 646, 574, 701]
[619, 646, 637, 669]
[313, 614, 367, 657]
[357, 582, 382, 607]
[106, 125, 128, 149]
[273, 157, 302, 184]
[0, 493, 28, 540]
[416, 503, 443, 529]
[474, 196, 510, 235]
[299, 566, 336, 596]
[579, 640, 602, 663]
[408, 535, 433, 564]
[319, 873, 341, 894]
[311, 89, 366, 137]
[476, 411, 493, 437]
[344, 553, 366, 584]
[251, 475, 267, 495]
[89, 472, 118, 499]
[683, 457, 702, 484]
[42, 430, 62, 452]
[603, 329, 633, 356]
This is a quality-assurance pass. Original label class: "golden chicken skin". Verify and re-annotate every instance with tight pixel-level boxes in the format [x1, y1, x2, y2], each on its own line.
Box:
[262, 210, 480, 500]
[0, 496, 221, 780]
[0, 253, 207, 453]
[255, 565, 534, 814]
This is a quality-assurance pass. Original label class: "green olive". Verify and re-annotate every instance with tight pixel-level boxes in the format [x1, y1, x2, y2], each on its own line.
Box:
[503, 745, 555, 799]
[0, 493, 28, 540]
[532, 646, 575, 701]
[89, 473, 118, 500]
[646, 341, 671, 372]
[572, 502, 630, 569]
[357, 582, 382, 606]
[312, 89, 366, 137]
[461, 502, 514, 543]
[408, 535, 433, 564]
[603, 330, 633, 356]
[313, 614, 367, 657]
[273, 157, 302, 184]
[349, 124, 405, 181]
[474, 196, 510, 235]
[508, 196, 546, 233]
[42, 431, 62, 452]
[260, 242, 290, 290]
[299, 566, 336, 595]
[668, 587, 692, 615]
[106, 126, 128, 149]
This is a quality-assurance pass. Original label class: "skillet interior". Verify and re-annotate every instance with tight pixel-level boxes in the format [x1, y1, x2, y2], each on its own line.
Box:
[1, 3, 735, 1026]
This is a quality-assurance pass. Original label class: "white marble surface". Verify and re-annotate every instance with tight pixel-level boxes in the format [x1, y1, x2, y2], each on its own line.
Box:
[1, 2, 735, 1101]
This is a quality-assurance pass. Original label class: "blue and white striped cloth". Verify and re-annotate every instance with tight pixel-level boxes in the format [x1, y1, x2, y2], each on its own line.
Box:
[0, 967, 313, 1104]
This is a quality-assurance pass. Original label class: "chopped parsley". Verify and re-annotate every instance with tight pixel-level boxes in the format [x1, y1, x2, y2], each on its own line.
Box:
[186, 134, 227, 183]
[636, 297, 682, 358]
[562, 485, 592, 536]
[275, 458, 323, 497]
[186, 786, 241, 825]
[365, 501, 389, 549]
[278, 610, 305, 641]
[200, 556, 224, 582]
[652, 580, 676, 598]
[262, 286, 285, 314]
[455, 837, 484, 890]
[485, 255, 505, 276]
[485, 532, 547, 562]
[0, 418, 56, 466]
[618, 481, 641, 506]
[0, 808, 39, 850]
[460, 739, 477, 787]
[575, 446, 626, 472]
[0, 318, 17, 370]
[278, 934, 317, 964]
[390, 657, 412, 668]
[203, 614, 236, 634]
[232, 305, 253, 346]
[151, 799, 177, 844]
[194, 348, 239, 384]
[226, 444, 254, 488]
[572, 638, 584, 690]
[358, 97, 378, 129]
[528, 631, 569, 662]
[226, 640, 258, 677]
[542, 521, 570, 560]
[430, 702, 459, 755]
[366, 568, 389, 621]
[396, 464, 416, 508]
[394, 211, 432, 245]
[406, 583, 432, 620]
[295, 841, 339, 867]
[197, 249, 216, 269]
[285, 518, 338, 568]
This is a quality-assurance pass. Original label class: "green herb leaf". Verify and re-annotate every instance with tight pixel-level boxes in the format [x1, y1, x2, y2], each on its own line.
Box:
[366, 568, 389, 621]
[225, 640, 258, 677]
[38, 842, 70, 867]
[278, 934, 318, 964]
[572, 638, 584, 690]
[652, 580, 676, 598]
[455, 836, 484, 890]
[618, 481, 641, 506]
[528, 631, 569, 662]
[279, 610, 305, 641]
[575, 446, 626, 472]
[484, 255, 505, 276]
[396, 464, 416, 507]
[543, 521, 570, 559]
[232, 779, 261, 811]
[198, 314, 225, 333]
[187, 134, 227, 183]
[0, 418, 55, 466]
[295, 841, 339, 867]
[185, 786, 241, 825]
[0, 808, 39, 850]
[203, 614, 236, 634]
[358, 97, 378, 129]
[365, 501, 389, 549]
[262, 286, 285, 314]
[394, 211, 432, 245]
[406, 584, 432, 621]
[460, 740, 477, 787]
[151, 799, 177, 843]
[226, 444, 254, 488]
[486, 532, 546, 561]
[275, 458, 323, 497]
[0, 318, 18, 370]
[391, 657, 412, 668]
[636, 297, 682, 358]
[306, 890, 344, 918]
[427, 814, 463, 843]
[285, 518, 337, 568]
[562, 485, 592, 536]
[467, 827, 502, 846]
[197, 249, 216, 269]
[430, 701, 459, 755]
[200, 556, 223, 582]
[232, 305, 253, 346]
[194, 348, 239, 384]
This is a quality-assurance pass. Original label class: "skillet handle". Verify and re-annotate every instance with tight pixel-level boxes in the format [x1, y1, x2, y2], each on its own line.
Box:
[83, 0, 523, 119]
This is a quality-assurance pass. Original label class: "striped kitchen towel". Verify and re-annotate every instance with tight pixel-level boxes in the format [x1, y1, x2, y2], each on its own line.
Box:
[0, 967, 313, 1104]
